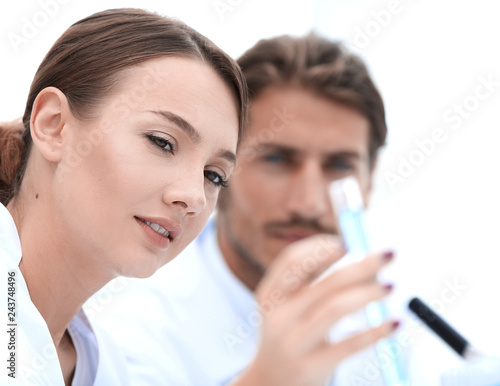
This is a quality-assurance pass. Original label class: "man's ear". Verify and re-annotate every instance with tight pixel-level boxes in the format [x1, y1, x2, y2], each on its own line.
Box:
[30, 87, 72, 163]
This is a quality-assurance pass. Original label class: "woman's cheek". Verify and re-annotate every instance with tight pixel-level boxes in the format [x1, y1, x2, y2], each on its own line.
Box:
[192, 207, 213, 237]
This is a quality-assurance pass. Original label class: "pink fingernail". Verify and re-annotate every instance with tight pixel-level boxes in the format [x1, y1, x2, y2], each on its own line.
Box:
[391, 320, 401, 330]
[383, 283, 394, 292]
[383, 251, 394, 261]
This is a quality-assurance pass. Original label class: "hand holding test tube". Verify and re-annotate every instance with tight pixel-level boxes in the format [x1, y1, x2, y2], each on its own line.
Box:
[329, 176, 409, 386]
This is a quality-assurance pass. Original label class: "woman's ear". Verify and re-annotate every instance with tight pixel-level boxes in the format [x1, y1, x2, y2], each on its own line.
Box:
[30, 87, 72, 163]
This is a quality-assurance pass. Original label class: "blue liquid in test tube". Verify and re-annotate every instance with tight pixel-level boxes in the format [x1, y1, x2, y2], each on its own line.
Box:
[329, 177, 408, 386]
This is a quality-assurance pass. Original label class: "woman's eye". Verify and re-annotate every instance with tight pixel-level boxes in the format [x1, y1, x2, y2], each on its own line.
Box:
[147, 134, 174, 153]
[204, 170, 228, 188]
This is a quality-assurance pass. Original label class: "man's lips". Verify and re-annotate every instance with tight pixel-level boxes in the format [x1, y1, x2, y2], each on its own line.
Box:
[268, 229, 321, 243]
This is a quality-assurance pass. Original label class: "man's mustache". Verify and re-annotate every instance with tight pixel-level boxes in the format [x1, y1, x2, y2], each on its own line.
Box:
[264, 216, 337, 235]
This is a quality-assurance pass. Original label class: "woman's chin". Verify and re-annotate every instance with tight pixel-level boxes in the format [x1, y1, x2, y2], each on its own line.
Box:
[116, 257, 163, 279]
[112, 244, 180, 279]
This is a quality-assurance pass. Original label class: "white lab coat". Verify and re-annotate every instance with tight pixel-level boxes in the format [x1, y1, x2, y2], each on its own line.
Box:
[96, 218, 415, 385]
[0, 203, 130, 385]
[94, 218, 257, 385]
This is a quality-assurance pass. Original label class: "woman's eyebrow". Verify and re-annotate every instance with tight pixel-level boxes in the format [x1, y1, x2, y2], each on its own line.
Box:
[148, 110, 202, 143]
[216, 149, 236, 166]
[148, 109, 236, 165]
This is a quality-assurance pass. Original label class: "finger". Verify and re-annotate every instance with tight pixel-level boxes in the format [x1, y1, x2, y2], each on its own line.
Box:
[283, 250, 393, 322]
[298, 250, 393, 312]
[314, 250, 394, 291]
[257, 234, 346, 302]
[310, 320, 400, 373]
[289, 282, 393, 353]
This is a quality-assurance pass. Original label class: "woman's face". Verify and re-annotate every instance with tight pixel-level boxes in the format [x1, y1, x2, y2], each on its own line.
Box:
[54, 57, 239, 278]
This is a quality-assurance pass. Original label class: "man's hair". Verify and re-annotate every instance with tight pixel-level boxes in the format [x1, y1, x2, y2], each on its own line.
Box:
[237, 32, 387, 165]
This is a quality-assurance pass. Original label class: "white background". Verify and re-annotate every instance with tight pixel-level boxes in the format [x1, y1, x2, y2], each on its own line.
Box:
[2, 0, 500, 384]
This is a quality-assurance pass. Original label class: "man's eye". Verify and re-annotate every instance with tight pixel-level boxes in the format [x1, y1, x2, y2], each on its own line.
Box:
[264, 154, 286, 163]
[330, 160, 353, 171]
[204, 170, 228, 188]
[147, 134, 174, 153]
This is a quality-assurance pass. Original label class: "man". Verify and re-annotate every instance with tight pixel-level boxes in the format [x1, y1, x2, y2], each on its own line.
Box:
[95, 33, 398, 385]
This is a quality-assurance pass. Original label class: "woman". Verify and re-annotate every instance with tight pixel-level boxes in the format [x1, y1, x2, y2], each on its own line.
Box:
[0, 8, 396, 386]
[0, 8, 246, 385]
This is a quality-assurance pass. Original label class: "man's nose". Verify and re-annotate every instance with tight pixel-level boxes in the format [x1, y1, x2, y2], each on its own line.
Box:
[284, 162, 329, 220]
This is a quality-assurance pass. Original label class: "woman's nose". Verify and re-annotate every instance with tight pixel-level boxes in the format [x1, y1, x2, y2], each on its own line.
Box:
[162, 168, 207, 216]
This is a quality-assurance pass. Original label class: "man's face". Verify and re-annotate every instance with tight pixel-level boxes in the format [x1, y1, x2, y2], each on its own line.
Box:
[217, 86, 373, 289]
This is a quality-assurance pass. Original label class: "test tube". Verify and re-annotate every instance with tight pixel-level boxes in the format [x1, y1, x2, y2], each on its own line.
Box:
[329, 176, 408, 386]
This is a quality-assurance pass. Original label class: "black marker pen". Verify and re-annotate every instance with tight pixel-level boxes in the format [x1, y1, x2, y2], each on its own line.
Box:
[408, 297, 483, 361]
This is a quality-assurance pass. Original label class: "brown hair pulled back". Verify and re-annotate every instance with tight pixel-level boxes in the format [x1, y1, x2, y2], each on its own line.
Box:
[0, 8, 248, 206]
[0, 119, 24, 204]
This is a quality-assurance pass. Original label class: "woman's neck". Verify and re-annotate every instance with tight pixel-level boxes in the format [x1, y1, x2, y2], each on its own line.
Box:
[8, 195, 111, 345]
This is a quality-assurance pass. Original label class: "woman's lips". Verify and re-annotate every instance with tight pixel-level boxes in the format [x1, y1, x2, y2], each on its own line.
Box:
[134, 216, 181, 249]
